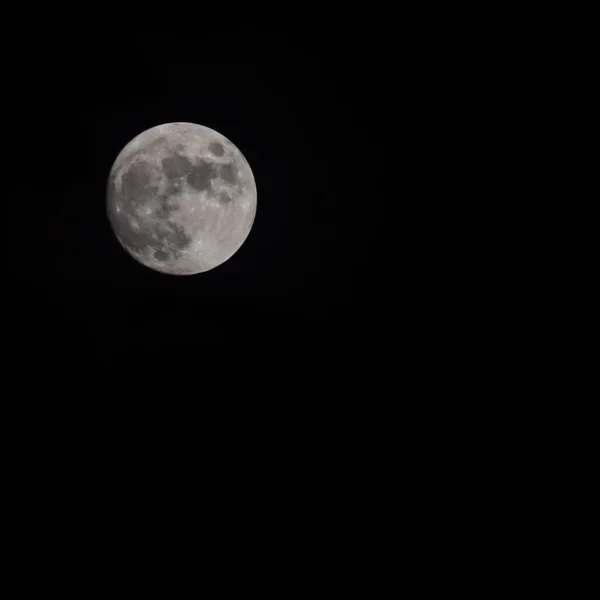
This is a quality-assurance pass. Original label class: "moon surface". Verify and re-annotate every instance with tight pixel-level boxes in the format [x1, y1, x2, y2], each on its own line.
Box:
[106, 122, 257, 274]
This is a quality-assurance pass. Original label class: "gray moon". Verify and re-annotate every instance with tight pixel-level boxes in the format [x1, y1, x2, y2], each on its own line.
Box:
[106, 122, 257, 275]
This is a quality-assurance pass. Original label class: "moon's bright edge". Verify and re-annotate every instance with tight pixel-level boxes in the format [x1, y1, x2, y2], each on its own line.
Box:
[106, 122, 257, 275]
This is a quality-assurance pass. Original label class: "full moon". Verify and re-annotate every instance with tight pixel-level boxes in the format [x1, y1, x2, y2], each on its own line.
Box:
[106, 122, 257, 275]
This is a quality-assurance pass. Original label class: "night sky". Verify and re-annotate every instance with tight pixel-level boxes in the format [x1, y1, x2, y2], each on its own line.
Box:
[5, 33, 387, 387]
[0, 25, 506, 562]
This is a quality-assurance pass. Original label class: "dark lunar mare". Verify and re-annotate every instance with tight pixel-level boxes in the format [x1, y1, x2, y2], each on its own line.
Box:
[120, 160, 157, 206]
[157, 224, 191, 250]
[219, 162, 237, 184]
[108, 206, 155, 255]
[108, 163, 192, 260]
[187, 160, 218, 191]
[155, 190, 178, 220]
[166, 181, 182, 195]
[109, 208, 191, 260]
[208, 142, 225, 156]
[154, 249, 170, 261]
[161, 153, 192, 179]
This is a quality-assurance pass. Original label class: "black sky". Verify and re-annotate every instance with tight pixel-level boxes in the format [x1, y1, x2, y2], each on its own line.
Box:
[4, 33, 387, 380]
